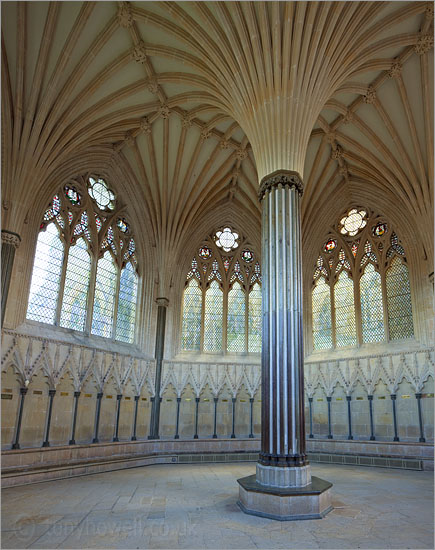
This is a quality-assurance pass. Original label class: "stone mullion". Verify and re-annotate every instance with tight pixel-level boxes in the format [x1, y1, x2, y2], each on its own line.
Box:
[245, 290, 249, 353]
[222, 282, 228, 353]
[380, 266, 390, 342]
[85, 255, 98, 335]
[200, 287, 206, 353]
[55, 242, 70, 325]
[354, 269, 363, 346]
[330, 281, 337, 349]
[111, 265, 122, 339]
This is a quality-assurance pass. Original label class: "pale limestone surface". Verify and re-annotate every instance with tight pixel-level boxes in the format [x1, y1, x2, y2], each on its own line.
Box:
[1, 462, 433, 549]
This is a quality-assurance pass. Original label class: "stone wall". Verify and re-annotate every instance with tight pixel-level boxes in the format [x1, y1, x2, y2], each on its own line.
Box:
[2, 330, 433, 449]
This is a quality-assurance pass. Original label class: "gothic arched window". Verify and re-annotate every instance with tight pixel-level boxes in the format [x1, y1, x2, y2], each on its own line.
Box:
[27, 175, 139, 343]
[181, 227, 261, 354]
[311, 208, 414, 351]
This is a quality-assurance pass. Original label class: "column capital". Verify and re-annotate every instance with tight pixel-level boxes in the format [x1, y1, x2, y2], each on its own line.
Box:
[1, 230, 21, 248]
[155, 297, 169, 307]
[258, 170, 303, 201]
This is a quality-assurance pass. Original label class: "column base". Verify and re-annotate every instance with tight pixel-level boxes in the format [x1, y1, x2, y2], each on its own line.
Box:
[231, 434, 236, 439]
[193, 435, 199, 439]
[393, 437, 400, 442]
[174, 435, 180, 439]
[370, 436, 376, 440]
[11, 443, 20, 450]
[131, 436, 137, 441]
[69, 440, 76, 445]
[148, 435, 160, 440]
[238, 475, 333, 521]
[249, 434, 254, 439]
[256, 463, 311, 488]
[42, 441, 50, 448]
[419, 437, 426, 442]
[113, 437, 119, 442]
[212, 434, 218, 439]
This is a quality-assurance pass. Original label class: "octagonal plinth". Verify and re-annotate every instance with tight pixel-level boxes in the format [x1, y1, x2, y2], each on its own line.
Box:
[237, 475, 333, 521]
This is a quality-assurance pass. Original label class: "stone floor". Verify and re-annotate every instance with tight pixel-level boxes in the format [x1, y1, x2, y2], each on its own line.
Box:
[1, 463, 433, 549]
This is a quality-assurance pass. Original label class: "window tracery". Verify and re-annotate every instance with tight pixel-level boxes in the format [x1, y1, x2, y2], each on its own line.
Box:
[27, 174, 139, 343]
[311, 207, 414, 350]
[181, 227, 261, 354]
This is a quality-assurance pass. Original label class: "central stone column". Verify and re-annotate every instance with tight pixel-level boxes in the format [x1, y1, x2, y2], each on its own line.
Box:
[237, 170, 332, 520]
[256, 170, 309, 488]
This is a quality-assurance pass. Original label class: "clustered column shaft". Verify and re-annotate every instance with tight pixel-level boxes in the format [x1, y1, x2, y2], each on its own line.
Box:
[131, 395, 140, 441]
[69, 391, 81, 445]
[92, 392, 103, 443]
[12, 387, 28, 450]
[149, 298, 169, 439]
[1, 230, 21, 326]
[257, 171, 309, 487]
[42, 389, 56, 447]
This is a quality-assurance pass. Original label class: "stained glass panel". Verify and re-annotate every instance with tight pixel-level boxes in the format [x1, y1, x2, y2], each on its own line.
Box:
[114, 262, 138, 343]
[248, 283, 262, 353]
[241, 249, 254, 262]
[59, 238, 91, 331]
[203, 280, 223, 352]
[360, 263, 384, 343]
[91, 251, 117, 338]
[386, 257, 414, 340]
[181, 280, 202, 351]
[227, 282, 246, 352]
[334, 271, 357, 347]
[312, 277, 332, 349]
[27, 223, 64, 324]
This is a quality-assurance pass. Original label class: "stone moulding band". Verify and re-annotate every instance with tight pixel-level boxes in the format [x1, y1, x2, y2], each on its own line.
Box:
[1, 230, 21, 248]
[258, 170, 304, 201]
[258, 452, 309, 468]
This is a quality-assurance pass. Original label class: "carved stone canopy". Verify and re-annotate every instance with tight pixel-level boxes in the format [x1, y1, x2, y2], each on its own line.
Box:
[258, 170, 304, 202]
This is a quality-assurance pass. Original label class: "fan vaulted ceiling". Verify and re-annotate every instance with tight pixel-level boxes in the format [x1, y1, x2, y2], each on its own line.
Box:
[2, 1, 434, 288]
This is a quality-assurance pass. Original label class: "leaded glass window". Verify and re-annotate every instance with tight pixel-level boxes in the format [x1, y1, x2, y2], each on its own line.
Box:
[386, 257, 414, 340]
[181, 228, 261, 354]
[227, 282, 246, 352]
[26, 175, 139, 342]
[334, 271, 357, 347]
[181, 279, 202, 351]
[204, 281, 223, 352]
[115, 262, 138, 343]
[311, 208, 414, 351]
[60, 238, 91, 331]
[27, 223, 64, 324]
[91, 252, 117, 338]
[360, 264, 384, 343]
[248, 283, 262, 353]
[312, 277, 333, 349]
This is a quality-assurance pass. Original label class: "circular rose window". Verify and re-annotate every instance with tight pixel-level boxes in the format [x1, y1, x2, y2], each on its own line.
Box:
[215, 227, 239, 252]
[339, 208, 367, 236]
